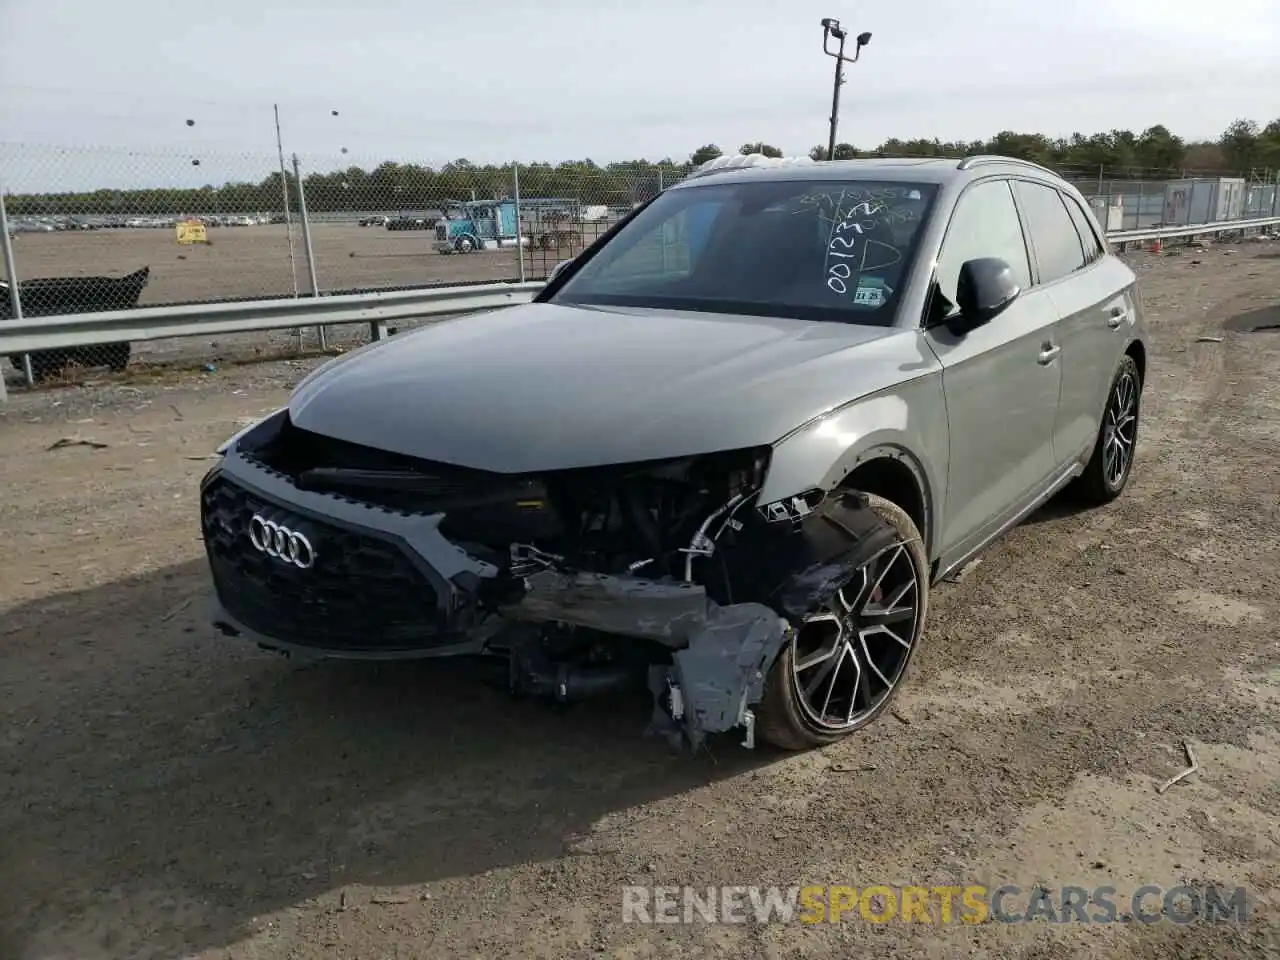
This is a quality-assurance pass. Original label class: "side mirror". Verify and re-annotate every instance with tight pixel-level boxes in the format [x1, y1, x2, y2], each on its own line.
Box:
[548, 259, 573, 283]
[948, 257, 1021, 335]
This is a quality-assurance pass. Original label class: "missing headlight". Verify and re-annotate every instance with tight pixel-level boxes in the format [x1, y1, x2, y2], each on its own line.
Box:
[758, 487, 827, 523]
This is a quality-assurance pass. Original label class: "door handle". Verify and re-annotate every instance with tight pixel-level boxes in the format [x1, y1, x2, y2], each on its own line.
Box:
[1107, 306, 1127, 329]
[1038, 343, 1061, 365]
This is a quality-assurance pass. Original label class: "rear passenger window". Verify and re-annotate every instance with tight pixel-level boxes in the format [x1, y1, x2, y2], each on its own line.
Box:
[1012, 181, 1086, 284]
[933, 179, 1032, 318]
[1063, 194, 1105, 264]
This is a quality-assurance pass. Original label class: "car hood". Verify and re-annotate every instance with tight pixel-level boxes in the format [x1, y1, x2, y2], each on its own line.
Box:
[289, 301, 934, 472]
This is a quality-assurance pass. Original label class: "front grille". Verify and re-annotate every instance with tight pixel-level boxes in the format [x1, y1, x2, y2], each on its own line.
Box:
[201, 475, 450, 651]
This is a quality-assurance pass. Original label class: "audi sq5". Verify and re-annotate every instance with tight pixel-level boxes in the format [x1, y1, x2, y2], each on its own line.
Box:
[201, 153, 1147, 750]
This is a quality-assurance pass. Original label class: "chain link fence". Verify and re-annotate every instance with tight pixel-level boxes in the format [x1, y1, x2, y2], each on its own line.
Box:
[2, 143, 1277, 391]
[1052, 164, 1280, 232]
[0, 143, 307, 382]
[0, 142, 696, 386]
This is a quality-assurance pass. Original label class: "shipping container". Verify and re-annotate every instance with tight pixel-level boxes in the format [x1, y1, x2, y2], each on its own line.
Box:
[1161, 178, 1246, 226]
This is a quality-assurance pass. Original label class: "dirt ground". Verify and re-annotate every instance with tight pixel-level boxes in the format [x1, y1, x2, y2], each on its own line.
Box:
[4, 222, 593, 304]
[1, 246, 1278, 959]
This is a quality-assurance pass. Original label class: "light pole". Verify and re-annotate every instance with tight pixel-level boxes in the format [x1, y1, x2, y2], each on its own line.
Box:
[821, 18, 872, 161]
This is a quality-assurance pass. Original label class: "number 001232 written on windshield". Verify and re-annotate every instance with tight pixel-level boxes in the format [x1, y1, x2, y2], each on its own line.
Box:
[552, 180, 938, 324]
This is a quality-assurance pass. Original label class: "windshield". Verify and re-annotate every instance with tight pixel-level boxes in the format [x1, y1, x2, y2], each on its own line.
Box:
[550, 178, 938, 325]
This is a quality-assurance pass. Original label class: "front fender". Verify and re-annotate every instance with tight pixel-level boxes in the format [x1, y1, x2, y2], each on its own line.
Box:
[758, 374, 949, 555]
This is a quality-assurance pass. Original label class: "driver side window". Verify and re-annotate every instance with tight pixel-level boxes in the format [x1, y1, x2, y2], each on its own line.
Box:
[932, 179, 1032, 319]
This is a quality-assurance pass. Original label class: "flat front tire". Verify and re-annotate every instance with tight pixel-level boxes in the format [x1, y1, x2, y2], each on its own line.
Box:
[756, 493, 929, 751]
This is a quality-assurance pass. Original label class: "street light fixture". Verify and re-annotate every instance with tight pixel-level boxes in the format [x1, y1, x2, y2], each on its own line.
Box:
[821, 17, 871, 161]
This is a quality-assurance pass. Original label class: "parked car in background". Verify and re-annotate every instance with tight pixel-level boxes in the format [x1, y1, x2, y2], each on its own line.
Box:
[202, 154, 1146, 752]
[385, 214, 437, 231]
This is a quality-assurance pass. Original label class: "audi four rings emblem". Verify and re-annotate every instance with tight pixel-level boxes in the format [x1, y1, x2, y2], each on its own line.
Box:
[248, 514, 316, 569]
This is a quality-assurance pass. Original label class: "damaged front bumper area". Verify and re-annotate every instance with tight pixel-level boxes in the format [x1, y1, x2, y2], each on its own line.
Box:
[201, 413, 792, 749]
[501, 569, 789, 749]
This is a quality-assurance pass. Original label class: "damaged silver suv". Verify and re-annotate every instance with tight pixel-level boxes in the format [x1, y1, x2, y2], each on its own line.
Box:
[202, 153, 1146, 751]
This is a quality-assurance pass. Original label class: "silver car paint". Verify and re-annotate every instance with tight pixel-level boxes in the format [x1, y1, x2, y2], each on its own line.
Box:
[1048, 253, 1141, 463]
[924, 281, 1064, 556]
[239, 158, 1146, 576]
[755, 367, 948, 551]
[289, 302, 911, 474]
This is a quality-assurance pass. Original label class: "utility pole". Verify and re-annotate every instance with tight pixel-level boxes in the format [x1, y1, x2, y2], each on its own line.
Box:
[821, 18, 872, 161]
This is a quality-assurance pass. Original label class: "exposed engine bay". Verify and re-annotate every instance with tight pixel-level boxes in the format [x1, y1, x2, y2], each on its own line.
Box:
[221, 414, 900, 750]
[255, 416, 771, 583]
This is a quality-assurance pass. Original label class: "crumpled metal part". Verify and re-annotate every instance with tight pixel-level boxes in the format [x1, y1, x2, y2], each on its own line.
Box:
[499, 568, 791, 750]
[647, 602, 791, 751]
[644, 494, 903, 751]
[501, 569, 709, 646]
[502, 489, 902, 751]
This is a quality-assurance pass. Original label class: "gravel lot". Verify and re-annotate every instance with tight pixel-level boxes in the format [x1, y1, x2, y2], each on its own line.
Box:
[1, 246, 1278, 959]
[4, 222, 593, 304]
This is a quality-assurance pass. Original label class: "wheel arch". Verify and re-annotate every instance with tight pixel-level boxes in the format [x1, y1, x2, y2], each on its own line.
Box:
[836, 451, 932, 561]
[759, 433, 939, 562]
[1125, 337, 1146, 385]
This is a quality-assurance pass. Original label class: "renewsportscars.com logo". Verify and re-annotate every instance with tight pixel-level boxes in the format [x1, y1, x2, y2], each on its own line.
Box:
[621, 884, 1250, 926]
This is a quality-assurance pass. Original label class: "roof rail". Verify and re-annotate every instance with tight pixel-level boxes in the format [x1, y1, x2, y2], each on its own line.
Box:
[687, 153, 816, 181]
[956, 155, 1058, 176]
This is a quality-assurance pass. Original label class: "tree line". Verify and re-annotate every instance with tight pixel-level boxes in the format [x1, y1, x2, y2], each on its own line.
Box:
[9, 118, 1278, 217]
[721, 119, 1280, 175]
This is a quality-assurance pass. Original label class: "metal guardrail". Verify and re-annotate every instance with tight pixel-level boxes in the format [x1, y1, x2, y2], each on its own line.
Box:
[1105, 216, 1280, 245]
[0, 215, 1276, 403]
[0, 282, 542, 355]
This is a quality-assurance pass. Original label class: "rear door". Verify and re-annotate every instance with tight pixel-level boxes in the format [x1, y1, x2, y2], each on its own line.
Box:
[924, 178, 1063, 559]
[1061, 191, 1137, 445]
[1011, 180, 1126, 466]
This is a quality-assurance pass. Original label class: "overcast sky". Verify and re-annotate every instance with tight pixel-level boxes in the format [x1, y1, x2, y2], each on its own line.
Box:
[1, 0, 1277, 184]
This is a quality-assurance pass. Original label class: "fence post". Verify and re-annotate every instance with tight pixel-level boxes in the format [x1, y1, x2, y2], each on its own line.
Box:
[274, 105, 300, 300]
[273, 104, 304, 353]
[513, 161, 526, 284]
[291, 153, 326, 350]
[0, 184, 33, 397]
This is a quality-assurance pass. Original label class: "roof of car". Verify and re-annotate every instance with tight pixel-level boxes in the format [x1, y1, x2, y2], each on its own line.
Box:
[674, 155, 1063, 188]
